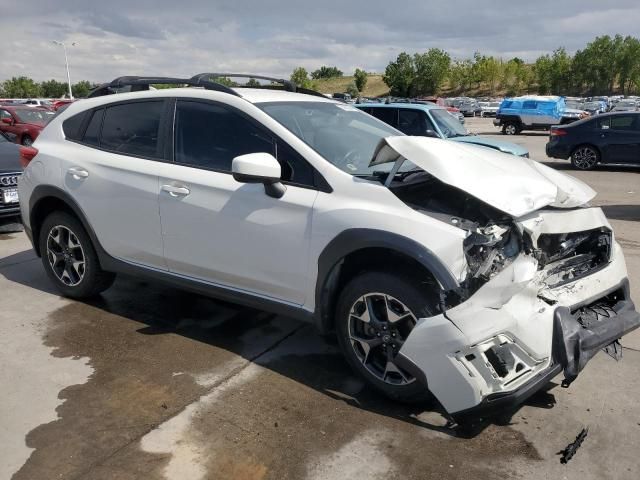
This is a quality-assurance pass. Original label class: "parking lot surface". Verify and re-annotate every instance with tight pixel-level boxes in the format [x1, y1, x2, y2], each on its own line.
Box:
[2, 117, 639, 480]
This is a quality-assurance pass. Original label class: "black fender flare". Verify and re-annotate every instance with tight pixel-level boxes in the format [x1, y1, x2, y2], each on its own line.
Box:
[313, 228, 459, 332]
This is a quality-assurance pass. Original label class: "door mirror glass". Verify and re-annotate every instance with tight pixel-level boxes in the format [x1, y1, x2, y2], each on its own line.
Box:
[232, 152, 286, 198]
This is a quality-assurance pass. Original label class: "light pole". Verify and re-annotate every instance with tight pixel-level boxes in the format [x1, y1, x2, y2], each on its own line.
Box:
[52, 41, 76, 99]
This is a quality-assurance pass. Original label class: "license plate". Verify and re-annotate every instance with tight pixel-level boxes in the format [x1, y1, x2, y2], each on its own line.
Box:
[2, 188, 19, 204]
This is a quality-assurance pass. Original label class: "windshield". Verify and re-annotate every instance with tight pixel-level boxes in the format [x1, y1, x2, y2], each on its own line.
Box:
[14, 109, 55, 125]
[257, 101, 408, 175]
[431, 109, 468, 138]
[0, 132, 8, 142]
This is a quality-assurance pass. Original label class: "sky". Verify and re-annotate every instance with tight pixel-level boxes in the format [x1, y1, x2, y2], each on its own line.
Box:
[1, 0, 640, 84]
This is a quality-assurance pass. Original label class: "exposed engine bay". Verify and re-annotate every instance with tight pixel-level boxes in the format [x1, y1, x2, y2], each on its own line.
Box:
[381, 169, 612, 302]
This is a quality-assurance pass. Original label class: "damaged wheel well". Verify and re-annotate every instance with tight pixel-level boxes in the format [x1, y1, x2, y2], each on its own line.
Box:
[315, 239, 450, 334]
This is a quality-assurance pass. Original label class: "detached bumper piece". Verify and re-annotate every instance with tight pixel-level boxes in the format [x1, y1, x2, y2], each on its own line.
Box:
[553, 291, 640, 387]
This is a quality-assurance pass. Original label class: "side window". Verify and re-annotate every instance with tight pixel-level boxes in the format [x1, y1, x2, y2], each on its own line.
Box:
[174, 100, 273, 172]
[398, 109, 428, 135]
[522, 101, 537, 109]
[83, 109, 104, 146]
[101, 101, 163, 157]
[275, 141, 315, 186]
[62, 112, 87, 141]
[0, 110, 11, 121]
[610, 115, 635, 131]
[369, 108, 397, 127]
[596, 117, 610, 130]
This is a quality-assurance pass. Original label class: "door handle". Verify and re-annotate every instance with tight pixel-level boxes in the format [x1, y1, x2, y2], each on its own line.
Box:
[67, 167, 89, 179]
[161, 184, 190, 197]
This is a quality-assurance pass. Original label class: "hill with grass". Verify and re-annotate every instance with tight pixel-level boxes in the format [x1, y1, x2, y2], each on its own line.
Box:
[313, 74, 389, 97]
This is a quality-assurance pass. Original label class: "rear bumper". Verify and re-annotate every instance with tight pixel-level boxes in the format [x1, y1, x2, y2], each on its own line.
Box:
[545, 142, 571, 159]
[0, 205, 20, 219]
[451, 294, 640, 423]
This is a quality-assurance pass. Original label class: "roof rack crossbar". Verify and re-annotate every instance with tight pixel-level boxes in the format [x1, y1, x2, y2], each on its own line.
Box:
[88, 73, 328, 100]
[88, 75, 240, 98]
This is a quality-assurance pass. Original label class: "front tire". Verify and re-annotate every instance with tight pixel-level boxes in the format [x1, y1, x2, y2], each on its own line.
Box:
[571, 145, 599, 170]
[39, 211, 115, 298]
[335, 271, 438, 403]
[21, 135, 33, 146]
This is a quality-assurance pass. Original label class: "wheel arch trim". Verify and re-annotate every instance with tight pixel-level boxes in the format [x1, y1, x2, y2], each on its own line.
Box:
[314, 228, 459, 333]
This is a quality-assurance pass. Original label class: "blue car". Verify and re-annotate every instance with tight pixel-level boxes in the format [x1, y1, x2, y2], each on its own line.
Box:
[356, 102, 529, 157]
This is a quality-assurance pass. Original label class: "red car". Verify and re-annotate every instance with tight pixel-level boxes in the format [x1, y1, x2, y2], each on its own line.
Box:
[52, 99, 74, 111]
[0, 106, 55, 146]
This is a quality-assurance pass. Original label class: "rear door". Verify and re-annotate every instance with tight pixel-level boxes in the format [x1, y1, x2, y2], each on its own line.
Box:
[60, 100, 169, 268]
[599, 115, 640, 163]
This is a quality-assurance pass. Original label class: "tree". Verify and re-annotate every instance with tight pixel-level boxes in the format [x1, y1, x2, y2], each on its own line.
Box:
[413, 48, 451, 95]
[448, 59, 474, 95]
[72, 80, 93, 98]
[346, 81, 359, 98]
[1, 76, 42, 98]
[310, 66, 343, 80]
[354, 68, 368, 92]
[40, 79, 68, 98]
[290, 67, 314, 89]
[474, 54, 502, 96]
[245, 78, 261, 87]
[383, 52, 415, 97]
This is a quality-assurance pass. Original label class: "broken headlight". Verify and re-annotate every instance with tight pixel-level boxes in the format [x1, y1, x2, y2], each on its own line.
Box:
[463, 223, 521, 286]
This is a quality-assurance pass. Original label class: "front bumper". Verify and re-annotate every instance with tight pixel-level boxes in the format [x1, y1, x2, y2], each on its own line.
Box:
[450, 292, 639, 423]
[398, 208, 638, 419]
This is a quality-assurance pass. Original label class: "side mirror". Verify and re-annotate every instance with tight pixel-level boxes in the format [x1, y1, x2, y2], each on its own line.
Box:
[1, 117, 12, 125]
[424, 129, 440, 138]
[232, 152, 286, 199]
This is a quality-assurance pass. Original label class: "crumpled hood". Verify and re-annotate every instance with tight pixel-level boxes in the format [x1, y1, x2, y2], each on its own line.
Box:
[450, 135, 529, 156]
[371, 136, 596, 218]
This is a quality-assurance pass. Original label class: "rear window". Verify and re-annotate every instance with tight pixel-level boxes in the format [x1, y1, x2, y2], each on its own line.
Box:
[100, 101, 163, 158]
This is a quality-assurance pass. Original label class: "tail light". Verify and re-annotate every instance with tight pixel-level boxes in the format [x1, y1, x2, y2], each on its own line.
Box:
[19, 146, 38, 168]
[550, 128, 568, 137]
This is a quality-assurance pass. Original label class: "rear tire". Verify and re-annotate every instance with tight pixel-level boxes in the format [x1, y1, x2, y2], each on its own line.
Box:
[571, 145, 599, 170]
[39, 211, 115, 298]
[335, 271, 438, 403]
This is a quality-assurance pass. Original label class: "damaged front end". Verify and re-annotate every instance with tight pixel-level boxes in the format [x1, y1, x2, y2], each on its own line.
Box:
[370, 136, 640, 420]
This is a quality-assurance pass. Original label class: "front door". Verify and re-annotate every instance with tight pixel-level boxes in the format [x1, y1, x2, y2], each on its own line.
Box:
[158, 99, 318, 305]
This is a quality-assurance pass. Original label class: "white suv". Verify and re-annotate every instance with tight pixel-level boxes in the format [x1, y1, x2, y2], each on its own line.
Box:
[18, 74, 640, 423]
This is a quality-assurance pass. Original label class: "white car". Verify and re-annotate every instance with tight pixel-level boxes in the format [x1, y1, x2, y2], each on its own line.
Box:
[18, 74, 640, 424]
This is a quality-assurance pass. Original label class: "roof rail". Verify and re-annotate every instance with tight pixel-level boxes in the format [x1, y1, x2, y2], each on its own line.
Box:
[87, 73, 328, 99]
[87, 75, 240, 98]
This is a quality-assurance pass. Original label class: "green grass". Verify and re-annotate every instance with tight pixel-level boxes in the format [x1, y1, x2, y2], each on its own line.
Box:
[313, 75, 389, 97]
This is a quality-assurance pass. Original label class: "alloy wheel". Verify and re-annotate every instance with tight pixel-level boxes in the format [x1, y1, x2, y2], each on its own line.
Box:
[572, 147, 598, 169]
[348, 293, 417, 386]
[46, 225, 86, 286]
[505, 124, 517, 135]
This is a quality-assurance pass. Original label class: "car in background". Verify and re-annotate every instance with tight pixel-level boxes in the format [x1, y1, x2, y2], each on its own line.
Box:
[583, 101, 606, 116]
[546, 112, 640, 169]
[479, 101, 500, 117]
[52, 99, 75, 111]
[24, 99, 55, 110]
[495, 96, 565, 135]
[357, 102, 529, 156]
[612, 100, 638, 112]
[0, 106, 55, 146]
[456, 98, 481, 117]
[0, 131, 21, 222]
